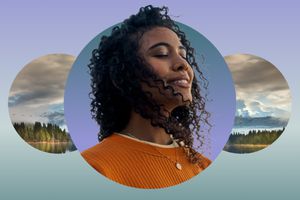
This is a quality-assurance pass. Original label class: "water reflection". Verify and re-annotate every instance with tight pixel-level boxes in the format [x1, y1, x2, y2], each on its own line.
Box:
[29, 142, 77, 153]
[224, 144, 268, 154]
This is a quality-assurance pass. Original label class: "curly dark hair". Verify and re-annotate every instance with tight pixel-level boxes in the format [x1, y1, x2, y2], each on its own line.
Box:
[88, 5, 211, 164]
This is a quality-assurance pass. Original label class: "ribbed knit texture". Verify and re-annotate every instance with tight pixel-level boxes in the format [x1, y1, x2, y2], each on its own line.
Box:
[81, 133, 211, 189]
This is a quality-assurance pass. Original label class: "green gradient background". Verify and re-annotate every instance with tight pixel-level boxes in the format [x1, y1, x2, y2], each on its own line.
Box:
[1, 116, 298, 198]
[1, 0, 299, 199]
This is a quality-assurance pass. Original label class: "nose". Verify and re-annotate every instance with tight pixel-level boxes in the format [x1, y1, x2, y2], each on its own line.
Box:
[172, 56, 189, 72]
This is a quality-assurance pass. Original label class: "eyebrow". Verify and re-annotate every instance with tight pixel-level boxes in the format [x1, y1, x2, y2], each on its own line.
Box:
[147, 42, 186, 52]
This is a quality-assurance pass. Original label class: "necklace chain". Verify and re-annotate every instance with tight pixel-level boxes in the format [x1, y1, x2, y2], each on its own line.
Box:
[122, 132, 183, 170]
[153, 143, 182, 170]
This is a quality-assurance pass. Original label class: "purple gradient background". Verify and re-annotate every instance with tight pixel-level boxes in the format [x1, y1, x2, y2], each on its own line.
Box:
[1, 0, 300, 199]
[64, 22, 235, 160]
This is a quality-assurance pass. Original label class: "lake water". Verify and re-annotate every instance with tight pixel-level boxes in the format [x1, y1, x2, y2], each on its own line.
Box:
[224, 126, 284, 153]
[29, 142, 77, 153]
[224, 144, 268, 154]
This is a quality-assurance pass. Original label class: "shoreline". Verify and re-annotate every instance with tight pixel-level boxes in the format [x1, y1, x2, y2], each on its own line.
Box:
[225, 144, 269, 148]
[27, 141, 72, 144]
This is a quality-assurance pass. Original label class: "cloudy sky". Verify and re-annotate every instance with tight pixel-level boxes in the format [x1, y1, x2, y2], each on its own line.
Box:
[225, 54, 291, 119]
[9, 54, 75, 130]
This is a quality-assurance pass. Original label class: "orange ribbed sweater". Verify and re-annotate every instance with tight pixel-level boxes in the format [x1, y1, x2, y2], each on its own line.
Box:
[81, 133, 211, 189]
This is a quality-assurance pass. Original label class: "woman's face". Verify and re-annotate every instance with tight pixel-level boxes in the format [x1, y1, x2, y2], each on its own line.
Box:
[138, 27, 194, 111]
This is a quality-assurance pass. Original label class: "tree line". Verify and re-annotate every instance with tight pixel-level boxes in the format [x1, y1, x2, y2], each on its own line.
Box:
[227, 128, 285, 145]
[13, 122, 72, 143]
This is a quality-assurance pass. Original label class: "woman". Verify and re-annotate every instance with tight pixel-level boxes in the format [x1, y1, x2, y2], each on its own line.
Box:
[82, 5, 211, 189]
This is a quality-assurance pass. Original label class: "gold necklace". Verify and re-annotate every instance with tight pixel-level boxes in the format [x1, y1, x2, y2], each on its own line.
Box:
[153, 143, 182, 170]
[122, 132, 183, 170]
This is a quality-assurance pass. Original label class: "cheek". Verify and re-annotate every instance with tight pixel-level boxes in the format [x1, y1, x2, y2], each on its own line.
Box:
[147, 60, 169, 78]
[189, 67, 195, 80]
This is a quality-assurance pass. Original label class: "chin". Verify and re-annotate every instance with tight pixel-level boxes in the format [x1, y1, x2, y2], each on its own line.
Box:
[154, 89, 193, 109]
[173, 93, 193, 106]
[180, 91, 193, 103]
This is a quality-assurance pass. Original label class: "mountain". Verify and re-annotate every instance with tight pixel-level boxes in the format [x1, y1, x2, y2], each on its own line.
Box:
[234, 116, 288, 128]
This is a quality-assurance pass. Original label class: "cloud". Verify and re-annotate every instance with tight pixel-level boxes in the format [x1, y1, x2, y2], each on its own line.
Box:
[8, 54, 75, 126]
[236, 99, 250, 117]
[41, 110, 65, 127]
[226, 54, 288, 93]
[8, 90, 60, 108]
[225, 54, 291, 119]
[235, 98, 290, 119]
[40, 103, 68, 130]
[247, 101, 267, 117]
[9, 54, 74, 106]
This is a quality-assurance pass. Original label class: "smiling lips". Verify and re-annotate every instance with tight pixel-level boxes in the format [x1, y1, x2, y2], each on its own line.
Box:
[167, 75, 191, 88]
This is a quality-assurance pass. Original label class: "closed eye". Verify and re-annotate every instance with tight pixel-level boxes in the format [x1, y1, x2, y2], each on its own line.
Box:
[153, 54, 168, 58]
[180, 51, 187, 59]
[180, 54, 187, 59]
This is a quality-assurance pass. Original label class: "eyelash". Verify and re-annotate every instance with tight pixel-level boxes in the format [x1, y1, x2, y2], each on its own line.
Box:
[154, 54, 168, 58]
[154, 54, 187, 59]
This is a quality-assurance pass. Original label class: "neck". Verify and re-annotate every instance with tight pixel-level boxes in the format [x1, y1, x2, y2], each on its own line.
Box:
[120, 111, 172, 145]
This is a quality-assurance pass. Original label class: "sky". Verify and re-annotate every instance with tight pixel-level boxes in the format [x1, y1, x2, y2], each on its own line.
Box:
[8, 54, 75, 130]
[225, 54, 291, 119]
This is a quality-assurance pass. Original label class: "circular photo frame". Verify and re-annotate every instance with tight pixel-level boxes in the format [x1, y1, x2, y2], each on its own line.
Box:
[8, 54, 77, 154]
[223, 53, 291, 154]
[65, 5, 235, 189]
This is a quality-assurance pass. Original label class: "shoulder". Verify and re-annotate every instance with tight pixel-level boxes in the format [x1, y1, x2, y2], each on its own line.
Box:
[81, 134, 121, 161]
[81, 134, 124, 174]
[196, 153, 212, 170]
